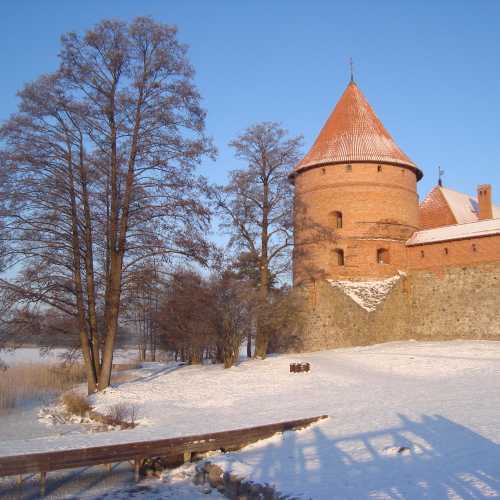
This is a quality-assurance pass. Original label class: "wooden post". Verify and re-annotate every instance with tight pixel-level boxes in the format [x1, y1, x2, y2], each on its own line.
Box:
[17, 474, 22, 485]
[106, 463, 112, 472]
[183, 450, 192, 463]
[134, 459, 141, 482]
[40, 471, 47, 497]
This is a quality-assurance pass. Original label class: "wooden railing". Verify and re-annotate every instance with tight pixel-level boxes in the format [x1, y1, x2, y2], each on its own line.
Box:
[0, 414, 328, 496]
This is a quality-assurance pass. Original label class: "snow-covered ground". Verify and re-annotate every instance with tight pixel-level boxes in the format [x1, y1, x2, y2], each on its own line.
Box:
[2, 340, 500, 499]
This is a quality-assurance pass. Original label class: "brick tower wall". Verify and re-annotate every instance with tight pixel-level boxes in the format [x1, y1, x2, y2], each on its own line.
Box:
[407, 234, 500, 270]
[293, 162, 420, 285]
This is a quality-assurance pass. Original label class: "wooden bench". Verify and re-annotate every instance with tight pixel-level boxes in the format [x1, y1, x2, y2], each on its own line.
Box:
[0, 414, 327, 496]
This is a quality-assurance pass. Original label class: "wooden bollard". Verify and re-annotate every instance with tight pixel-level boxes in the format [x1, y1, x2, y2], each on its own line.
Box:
[40, 471, 47, 497]
[134, 459, 141, 482]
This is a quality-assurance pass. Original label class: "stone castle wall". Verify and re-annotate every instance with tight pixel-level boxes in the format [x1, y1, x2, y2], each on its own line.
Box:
[293, 262, 500, 352]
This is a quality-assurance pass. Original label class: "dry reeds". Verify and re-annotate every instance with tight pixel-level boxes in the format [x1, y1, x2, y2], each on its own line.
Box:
[0, 362, 86, 413]
[61, 391, 91, 416]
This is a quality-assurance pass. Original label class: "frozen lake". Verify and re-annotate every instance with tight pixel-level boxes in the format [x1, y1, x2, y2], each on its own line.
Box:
[0, 347, 140, 366]
[0, 347, 65, 365]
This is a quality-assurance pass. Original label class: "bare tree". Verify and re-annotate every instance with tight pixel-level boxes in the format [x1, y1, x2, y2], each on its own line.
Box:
[213, 123, 302, 358]
[0, 17, 214, 392]
[156, 269, 215, 364]
[122, 261, 163, 361]
[210, 270, 251, 368]
[154, 266, 251, 368]
[229, 251, 259, 357]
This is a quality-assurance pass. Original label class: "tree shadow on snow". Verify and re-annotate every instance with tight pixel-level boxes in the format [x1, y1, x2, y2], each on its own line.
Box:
[234, 414, 500, 499]
[113, 361, 186, 387]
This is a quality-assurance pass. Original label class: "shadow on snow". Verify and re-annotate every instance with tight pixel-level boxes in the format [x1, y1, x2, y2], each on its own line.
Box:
[224, 414, 500, 499]
[2, 414, 500, 499]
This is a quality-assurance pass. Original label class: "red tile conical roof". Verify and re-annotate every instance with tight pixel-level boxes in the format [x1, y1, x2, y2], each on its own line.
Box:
[294, 82, 422, 180]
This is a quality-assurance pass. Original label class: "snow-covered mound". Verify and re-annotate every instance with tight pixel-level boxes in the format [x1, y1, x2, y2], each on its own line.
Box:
[327, 273, 402, 311]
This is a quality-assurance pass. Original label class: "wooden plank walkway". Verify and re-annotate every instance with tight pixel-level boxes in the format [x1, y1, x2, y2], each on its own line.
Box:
[0, 414, 327, 496]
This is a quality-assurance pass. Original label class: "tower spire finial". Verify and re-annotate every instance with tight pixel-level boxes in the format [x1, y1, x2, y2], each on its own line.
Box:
[349, 57, 354, 83]
[438, 166, 444, 187]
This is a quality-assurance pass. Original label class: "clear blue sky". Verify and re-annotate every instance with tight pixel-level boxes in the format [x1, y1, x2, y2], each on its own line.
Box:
[1, 0, 499, 203]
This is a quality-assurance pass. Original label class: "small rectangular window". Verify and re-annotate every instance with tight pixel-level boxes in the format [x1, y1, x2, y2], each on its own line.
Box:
[335, 249, 344, 266]
[420, 250, 425, 258]
[346, 164, 352, 172]
[377, 165, 382, 172]
[472, 244, 477, 252]
[377, 248, 390, 264]
[444, 247, 449, 255]
[333, 211, 343, 229]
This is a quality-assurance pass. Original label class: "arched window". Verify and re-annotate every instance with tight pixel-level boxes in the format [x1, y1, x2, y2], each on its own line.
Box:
[335, 249, 345, 266]
[377, 248, 390, 264]
[333, 211, 343, 229]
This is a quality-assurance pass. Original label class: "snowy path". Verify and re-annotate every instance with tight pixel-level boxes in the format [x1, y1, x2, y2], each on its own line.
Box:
[2, 340, 500, 499]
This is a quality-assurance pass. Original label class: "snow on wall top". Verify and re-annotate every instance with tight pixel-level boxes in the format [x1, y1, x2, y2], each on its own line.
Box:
[407, 218, 500, 246]
[294, 82, 422, 180]
[327, 274, 402, 312]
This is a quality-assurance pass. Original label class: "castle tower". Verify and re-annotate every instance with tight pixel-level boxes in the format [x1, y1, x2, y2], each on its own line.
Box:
[291, 80, 423, 284]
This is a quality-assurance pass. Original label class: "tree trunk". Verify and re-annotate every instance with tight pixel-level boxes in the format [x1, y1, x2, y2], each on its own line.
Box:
[66, 144, 97, 393]
[78, 135, 101, 380]
[100, 86, 119, 390]
[99, 84, 144, 390]
[99, 251, 122, 389]
[254, 177, 270, 358]
[78, 137, 100, 378]
[246, 332, 252, 358]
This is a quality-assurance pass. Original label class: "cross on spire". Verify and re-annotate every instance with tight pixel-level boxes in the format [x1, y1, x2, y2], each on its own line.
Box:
[349, 57, 354, 83]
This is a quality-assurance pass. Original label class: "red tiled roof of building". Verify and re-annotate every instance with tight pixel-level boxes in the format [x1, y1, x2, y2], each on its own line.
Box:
[294, 82, 422, 180]
[419, 186, 458, 229]
[420, 185, 500, 229]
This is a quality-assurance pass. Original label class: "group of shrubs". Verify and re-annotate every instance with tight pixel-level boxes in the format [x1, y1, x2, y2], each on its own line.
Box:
[61, 391, 138, 428]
